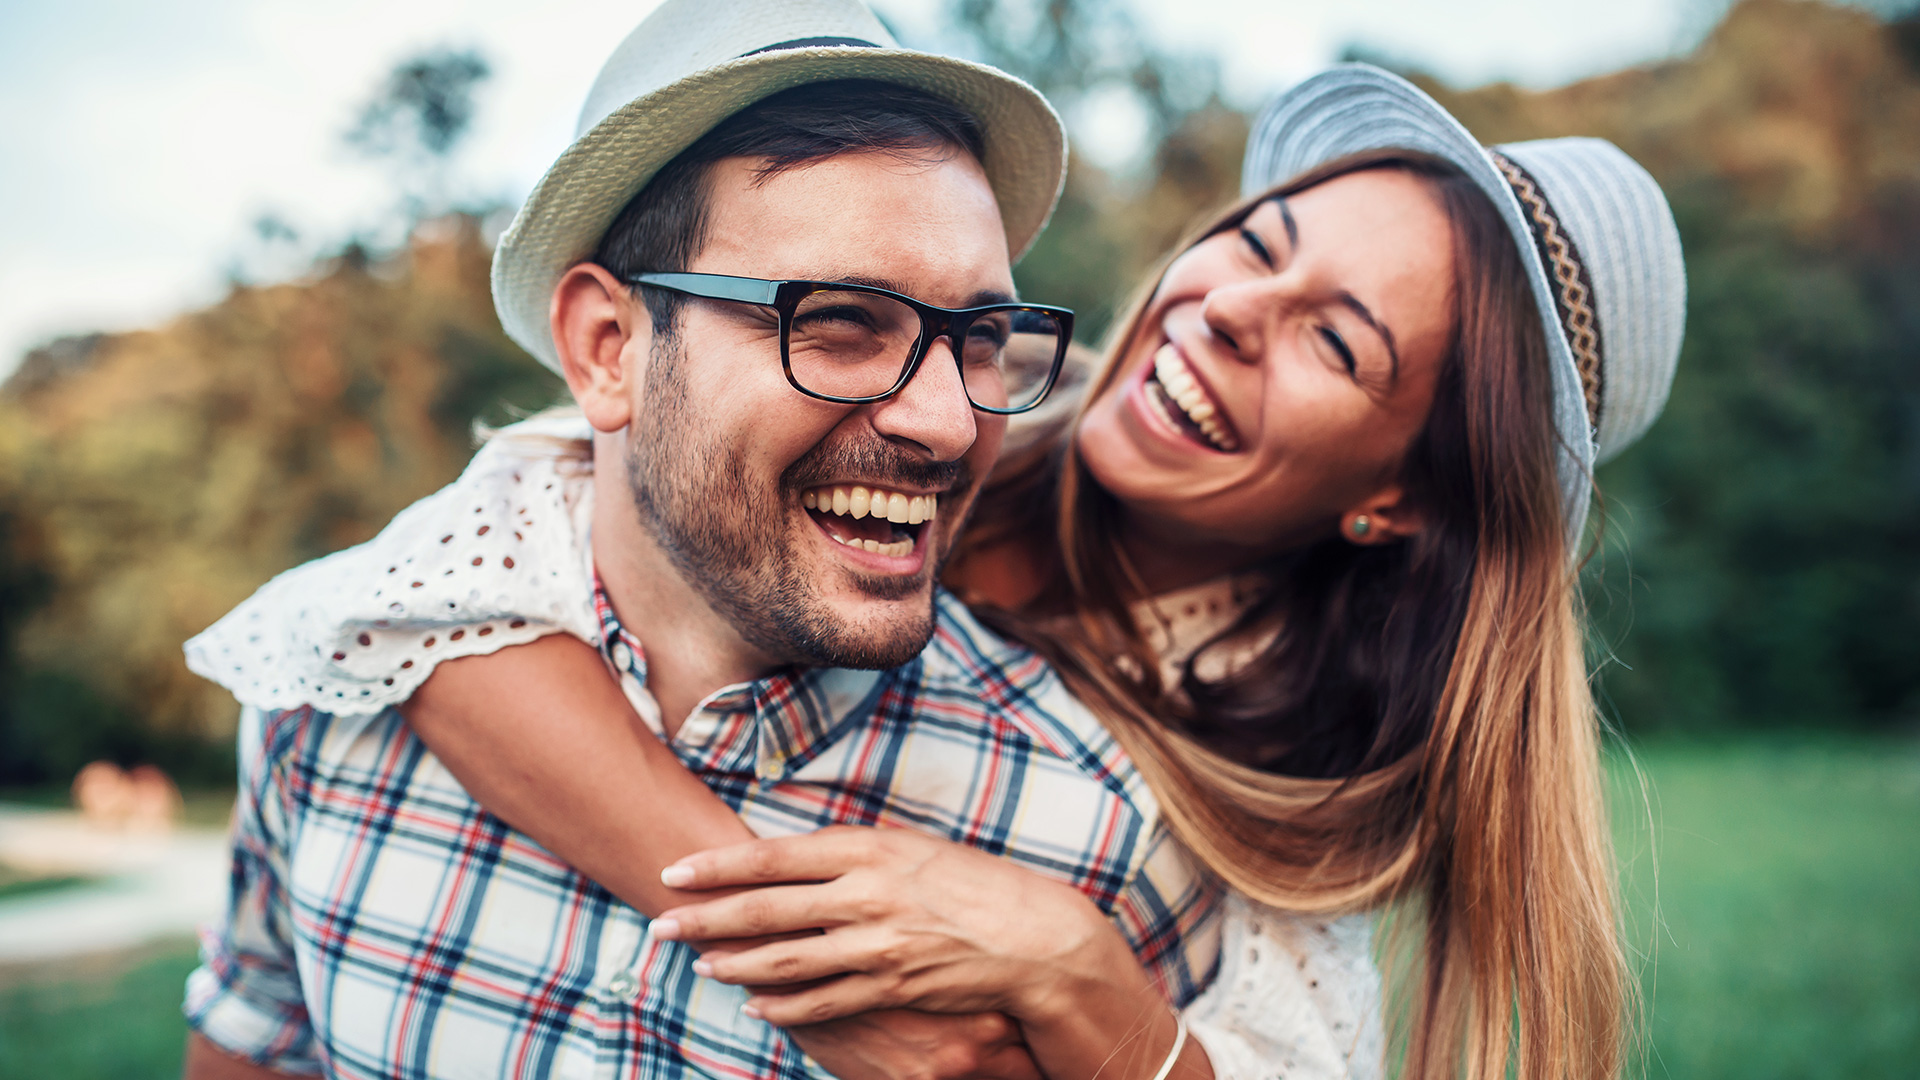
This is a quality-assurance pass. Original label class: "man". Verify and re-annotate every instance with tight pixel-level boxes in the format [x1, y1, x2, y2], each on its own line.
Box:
[182, 1, 1219, 1076]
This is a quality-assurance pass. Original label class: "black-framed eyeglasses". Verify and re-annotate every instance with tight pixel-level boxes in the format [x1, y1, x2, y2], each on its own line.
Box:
[627, 271, 1073, 415]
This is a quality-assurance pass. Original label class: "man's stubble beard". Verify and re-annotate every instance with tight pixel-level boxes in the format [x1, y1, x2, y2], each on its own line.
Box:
[624, 331, 966, 671]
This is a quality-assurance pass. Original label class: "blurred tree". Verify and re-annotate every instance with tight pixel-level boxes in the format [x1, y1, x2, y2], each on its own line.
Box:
[0, 503, 56, 780]
[1, 0, 1913, 790]
[347, 47, 493, 216]
[1588, 196, 1920, 730]
[0, 47, 557, 780]
[0, 220, 561, 771]
[946, 0, 1219, 133]
[1428, 0, 1920, 730]
[931, 0, 1244, 342]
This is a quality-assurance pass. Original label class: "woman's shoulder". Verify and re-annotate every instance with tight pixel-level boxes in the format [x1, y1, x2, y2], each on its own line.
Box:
[183, 414, 599, 718]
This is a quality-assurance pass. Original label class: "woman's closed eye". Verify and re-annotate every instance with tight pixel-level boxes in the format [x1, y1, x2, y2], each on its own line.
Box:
[1239, 226, 1275, 269]
[1318, 325, 1358, 379]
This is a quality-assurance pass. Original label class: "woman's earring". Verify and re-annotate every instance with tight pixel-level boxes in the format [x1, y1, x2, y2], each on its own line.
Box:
[1349, 515, 1372, 540]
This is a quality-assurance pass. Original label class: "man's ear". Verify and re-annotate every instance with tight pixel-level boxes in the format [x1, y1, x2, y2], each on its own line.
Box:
[551, 263, 649, 433]
[1339, 484, 1426, 546]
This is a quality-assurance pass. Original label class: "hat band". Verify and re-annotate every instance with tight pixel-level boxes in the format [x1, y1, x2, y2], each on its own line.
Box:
[1490, 151, 1605, 438]
[739, 36, 882, 58]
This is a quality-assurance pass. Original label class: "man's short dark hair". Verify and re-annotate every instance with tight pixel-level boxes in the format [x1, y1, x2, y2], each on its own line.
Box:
[593, 79, 988, 331]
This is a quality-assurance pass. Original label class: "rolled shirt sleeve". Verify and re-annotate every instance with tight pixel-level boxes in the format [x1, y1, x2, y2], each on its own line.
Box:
[183, 706, 323, 1074]
[1111, 823, 1225, 1008]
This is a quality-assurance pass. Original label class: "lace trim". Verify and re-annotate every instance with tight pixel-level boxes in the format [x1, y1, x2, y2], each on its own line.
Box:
[183, 416, 600, 717]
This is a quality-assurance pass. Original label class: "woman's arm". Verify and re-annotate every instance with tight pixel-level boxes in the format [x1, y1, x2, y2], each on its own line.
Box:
[403, 638, 1042, 1080]
[402, 633, 753, 913]
[653, 828, 1216, 1080]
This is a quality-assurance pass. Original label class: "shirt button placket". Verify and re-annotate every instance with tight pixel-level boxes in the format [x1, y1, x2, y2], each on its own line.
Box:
[596, 915, 646, 1080]
[605, 969, 640, 1002]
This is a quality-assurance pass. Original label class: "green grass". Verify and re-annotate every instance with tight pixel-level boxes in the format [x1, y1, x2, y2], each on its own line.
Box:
[0, 869, 92, 902]
[1611, 737, 1920, 1079]
[0, 940, 200, 1079]
[0, 743, 1913, 1078]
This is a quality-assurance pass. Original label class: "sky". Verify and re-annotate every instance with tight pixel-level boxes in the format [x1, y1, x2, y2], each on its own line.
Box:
[0, 0, 1745, 377]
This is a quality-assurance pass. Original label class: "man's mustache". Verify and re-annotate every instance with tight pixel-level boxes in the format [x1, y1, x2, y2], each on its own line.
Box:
[782, 438, 972, 496]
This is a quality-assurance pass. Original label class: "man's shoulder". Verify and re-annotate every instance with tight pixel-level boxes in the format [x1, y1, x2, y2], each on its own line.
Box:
[915, 591, 1153, 809]
[240, 703, 446, 808]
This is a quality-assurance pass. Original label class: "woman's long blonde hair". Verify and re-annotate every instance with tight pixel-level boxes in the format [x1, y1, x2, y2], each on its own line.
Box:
[962, 150, 1628, 1080]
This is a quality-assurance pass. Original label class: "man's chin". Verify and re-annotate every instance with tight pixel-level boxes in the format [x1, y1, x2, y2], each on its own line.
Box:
[796, 586, 939, 671]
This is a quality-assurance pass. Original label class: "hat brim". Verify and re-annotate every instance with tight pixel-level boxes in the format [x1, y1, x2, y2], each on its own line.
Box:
[493, 46, 1065, 376]
[1240, 64, 1597, 551]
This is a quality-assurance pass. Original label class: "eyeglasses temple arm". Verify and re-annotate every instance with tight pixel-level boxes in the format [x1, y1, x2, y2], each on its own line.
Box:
[628, 272, 781, 306]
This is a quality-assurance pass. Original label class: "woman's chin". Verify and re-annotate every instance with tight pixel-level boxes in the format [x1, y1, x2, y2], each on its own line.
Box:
[1075, 408, 1153, 497]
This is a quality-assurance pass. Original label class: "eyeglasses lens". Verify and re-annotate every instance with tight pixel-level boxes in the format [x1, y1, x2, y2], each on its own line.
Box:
[963, 308, 1062, 412]
[786, 289, 1060, 412]
[787, 290, 921, 400]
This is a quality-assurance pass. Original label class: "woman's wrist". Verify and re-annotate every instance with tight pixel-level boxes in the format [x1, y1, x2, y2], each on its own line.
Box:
[1017, 986, 1204, 1080]
[1003, 893, 1150, 1022]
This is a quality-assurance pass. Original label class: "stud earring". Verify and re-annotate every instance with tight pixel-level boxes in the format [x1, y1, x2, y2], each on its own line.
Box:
[1350, 515, 1372, 539]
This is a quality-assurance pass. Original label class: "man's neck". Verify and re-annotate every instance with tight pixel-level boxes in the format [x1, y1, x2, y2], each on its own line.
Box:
[591, 481, 779, 738]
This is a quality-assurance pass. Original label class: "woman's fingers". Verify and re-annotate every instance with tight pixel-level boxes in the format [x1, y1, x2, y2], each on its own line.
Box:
[692, 930, 878, 986]
[655, 882, 868, 941]
[745, 973, 899, 1026]
[661, 825, 909, 890]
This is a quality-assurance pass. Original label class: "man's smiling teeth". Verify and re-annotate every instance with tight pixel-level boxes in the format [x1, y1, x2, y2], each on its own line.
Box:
[803, 485, 937, 524]
[1151, 343, 1239, 452]
[801, 485, 938, 558]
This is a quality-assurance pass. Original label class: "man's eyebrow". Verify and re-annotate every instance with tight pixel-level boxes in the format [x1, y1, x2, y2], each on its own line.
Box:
[820, 273, 906, 294]
[1335, 290, 1401, 382]
[965, 288, 1018, 307]
[814, 274, 1016, 308]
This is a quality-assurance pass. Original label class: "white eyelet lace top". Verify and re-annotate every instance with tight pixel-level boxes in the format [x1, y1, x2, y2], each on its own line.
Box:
[184, 415, 1383, 1080]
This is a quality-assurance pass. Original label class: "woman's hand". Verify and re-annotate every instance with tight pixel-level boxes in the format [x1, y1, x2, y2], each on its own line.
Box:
[788, 1011, 1042, 1080]
[652, 825, 1151, 1026]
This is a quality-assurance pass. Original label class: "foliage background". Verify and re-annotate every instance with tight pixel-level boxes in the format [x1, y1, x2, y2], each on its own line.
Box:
[0, 1, 1914, 1077]
[0, 0, 1915, 775]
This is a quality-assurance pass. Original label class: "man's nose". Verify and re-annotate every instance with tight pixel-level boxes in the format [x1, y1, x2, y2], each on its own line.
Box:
[866, 337, 978, 462]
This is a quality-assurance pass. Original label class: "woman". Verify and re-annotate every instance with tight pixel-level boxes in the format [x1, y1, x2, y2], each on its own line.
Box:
[192, 65, 1684, 1080]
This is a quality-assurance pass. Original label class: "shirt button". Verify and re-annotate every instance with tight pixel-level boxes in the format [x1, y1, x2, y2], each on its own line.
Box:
[605, 970, 640, 1002]
[611, 642, 635, 672]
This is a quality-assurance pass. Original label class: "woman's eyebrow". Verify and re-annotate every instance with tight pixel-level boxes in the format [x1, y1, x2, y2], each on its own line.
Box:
[1269, 198, 1396, 379]
[1334, 290, 1401, 381]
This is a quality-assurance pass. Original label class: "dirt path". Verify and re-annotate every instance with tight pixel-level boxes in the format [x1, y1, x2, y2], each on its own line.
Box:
[0, 804, 227, 964]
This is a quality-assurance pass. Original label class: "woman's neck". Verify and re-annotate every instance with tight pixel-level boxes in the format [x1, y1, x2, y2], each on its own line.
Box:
[1116, 510, 1269, 596]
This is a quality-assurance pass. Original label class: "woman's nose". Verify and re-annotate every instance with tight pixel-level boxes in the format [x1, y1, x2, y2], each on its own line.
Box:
[1199, 276, 1282, 365]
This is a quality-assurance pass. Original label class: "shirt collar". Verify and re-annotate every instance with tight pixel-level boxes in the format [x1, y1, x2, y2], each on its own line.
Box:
[590, 570, 888, 783]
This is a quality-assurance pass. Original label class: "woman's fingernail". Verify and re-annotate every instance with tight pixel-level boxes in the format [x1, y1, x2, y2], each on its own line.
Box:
[691, 958, 713, 977]
[660, 865, 695, 888]
[742, 1002, 764, 1021]
[653, 917, 682, 939]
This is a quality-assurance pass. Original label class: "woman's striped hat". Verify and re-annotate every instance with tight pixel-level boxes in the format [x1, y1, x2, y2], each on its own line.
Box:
[1242, 64, 1687, 551]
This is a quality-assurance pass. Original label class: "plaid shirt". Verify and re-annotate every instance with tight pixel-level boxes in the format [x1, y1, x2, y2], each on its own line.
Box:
[187, 582, 1222, 1079]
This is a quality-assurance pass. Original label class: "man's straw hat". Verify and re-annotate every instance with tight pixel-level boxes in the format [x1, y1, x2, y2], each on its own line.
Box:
[493, 0, 1067, 374]
[1242, 64, 1687, 550]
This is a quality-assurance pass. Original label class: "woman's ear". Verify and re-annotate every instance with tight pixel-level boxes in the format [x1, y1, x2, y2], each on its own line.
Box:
[551, 263, 650, 433]
[1339, 485, 1425, 546]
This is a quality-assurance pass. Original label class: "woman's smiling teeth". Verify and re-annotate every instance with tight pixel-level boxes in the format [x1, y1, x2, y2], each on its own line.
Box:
[802, 485, 938, 558]
[1149, 343, 1240, 452]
